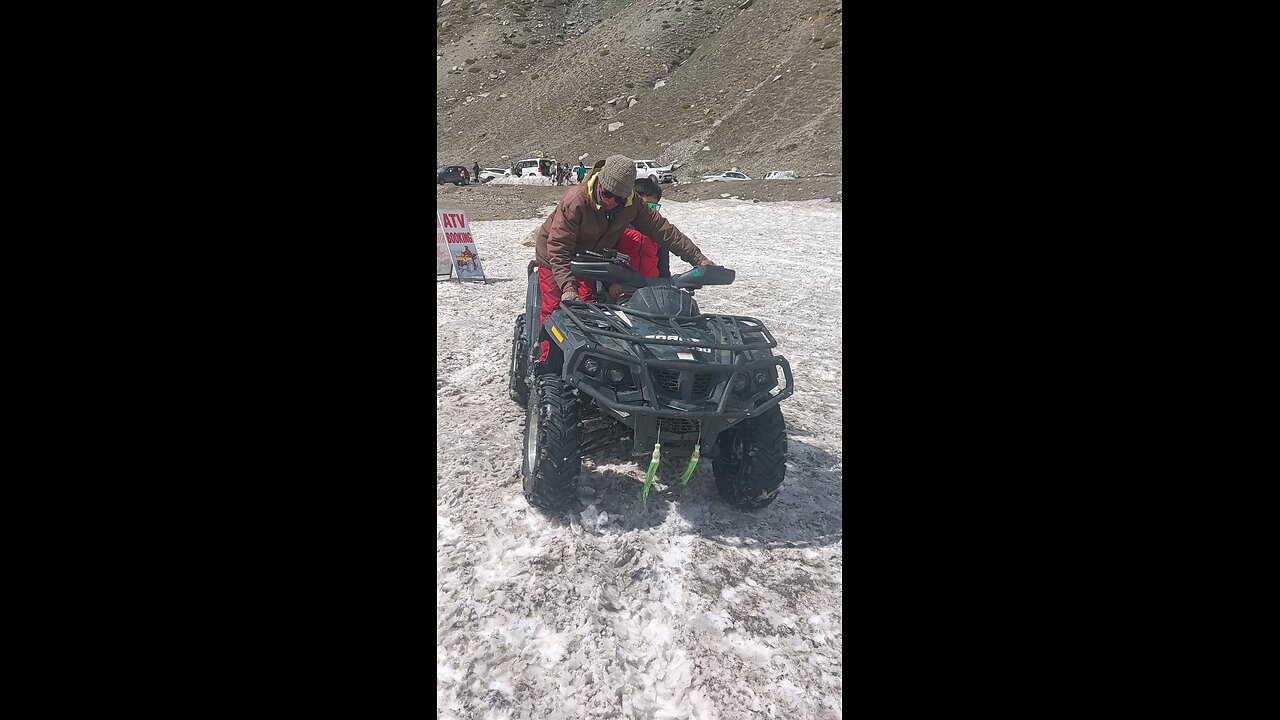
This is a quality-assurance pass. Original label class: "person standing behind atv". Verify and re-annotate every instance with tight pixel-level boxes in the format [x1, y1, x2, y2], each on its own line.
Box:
[576, 161, 587, 184]
[608, 177, 670, 301]
[532, 154, 716, 362]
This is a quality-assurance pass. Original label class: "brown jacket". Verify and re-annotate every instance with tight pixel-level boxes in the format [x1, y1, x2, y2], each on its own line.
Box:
[535, 174, 709, 295]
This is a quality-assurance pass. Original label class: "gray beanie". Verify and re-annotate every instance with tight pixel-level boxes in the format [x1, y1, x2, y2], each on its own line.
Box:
[597, 154, 636, 199]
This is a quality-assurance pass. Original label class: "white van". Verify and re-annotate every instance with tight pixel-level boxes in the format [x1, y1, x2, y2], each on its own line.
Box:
[518, 158, 556, 178]
[634, 160, 674, 184]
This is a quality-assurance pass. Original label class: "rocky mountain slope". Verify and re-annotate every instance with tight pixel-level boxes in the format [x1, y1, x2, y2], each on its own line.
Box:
[437, 0, 842, 180]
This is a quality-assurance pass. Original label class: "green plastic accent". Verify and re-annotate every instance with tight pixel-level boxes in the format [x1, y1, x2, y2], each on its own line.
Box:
[679, 444, 701, 485]
[642, 443, 661, 509]
[692, 268, 704, 277]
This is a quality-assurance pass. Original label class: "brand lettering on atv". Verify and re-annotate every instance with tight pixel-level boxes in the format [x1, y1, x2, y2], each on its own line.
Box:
[645, 335, 712, 353]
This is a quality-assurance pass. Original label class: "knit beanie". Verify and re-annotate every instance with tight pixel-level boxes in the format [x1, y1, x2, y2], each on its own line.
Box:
[597, 154, 636, 199]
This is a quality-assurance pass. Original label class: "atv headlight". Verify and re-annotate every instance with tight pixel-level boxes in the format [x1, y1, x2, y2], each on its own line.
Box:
[732, 374, 749, 392]
[583, 358, 600, 374]
[754, 371, 768, 386]
[606, 367, 625, 383]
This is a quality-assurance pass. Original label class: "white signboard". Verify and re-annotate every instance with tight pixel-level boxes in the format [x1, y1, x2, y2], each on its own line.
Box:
[436, 221, 453, 278]
[436, 209, 486, 281]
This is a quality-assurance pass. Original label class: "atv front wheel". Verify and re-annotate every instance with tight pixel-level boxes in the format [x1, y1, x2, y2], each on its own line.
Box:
[509, 313, 529, 404]
[522, 374, 582, 509]
[712, 405, 787, 510]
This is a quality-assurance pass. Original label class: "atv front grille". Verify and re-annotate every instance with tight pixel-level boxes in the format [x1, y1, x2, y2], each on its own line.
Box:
[655, 369, 681, 394]
[692, 373, 713, 396]
[653, 370, 716, 397]
[658, 418, 702, 435]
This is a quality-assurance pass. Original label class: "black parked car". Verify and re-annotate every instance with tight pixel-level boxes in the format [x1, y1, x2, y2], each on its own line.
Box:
[437, 165, 470, 186]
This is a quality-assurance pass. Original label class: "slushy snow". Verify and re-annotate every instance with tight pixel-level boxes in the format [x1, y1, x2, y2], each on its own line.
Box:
[438, 199, 843, 720]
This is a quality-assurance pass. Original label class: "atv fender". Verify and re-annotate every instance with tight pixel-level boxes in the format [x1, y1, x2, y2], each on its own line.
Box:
[541, 308, 582, 353]
[525, 270, 543, 361]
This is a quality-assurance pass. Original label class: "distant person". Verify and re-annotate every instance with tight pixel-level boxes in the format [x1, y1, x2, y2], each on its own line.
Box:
[472, 161, 481, 184]
[530, 154, 716, 363]
[575, 161, 587, 183]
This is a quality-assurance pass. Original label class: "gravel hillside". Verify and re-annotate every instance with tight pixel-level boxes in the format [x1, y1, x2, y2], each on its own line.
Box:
[437, 0, 843, 180]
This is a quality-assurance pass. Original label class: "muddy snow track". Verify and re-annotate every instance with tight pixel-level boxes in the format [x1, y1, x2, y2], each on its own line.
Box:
[438, 199, 842, 720]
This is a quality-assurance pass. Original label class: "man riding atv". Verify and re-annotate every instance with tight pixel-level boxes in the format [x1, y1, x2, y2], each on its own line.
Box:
[511, 154, 792, 513]
[532, 154, 716, 364]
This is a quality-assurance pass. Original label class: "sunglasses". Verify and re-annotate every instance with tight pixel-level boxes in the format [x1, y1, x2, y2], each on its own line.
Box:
[646, 201, 661, 209]
[599, 189, 621, 201]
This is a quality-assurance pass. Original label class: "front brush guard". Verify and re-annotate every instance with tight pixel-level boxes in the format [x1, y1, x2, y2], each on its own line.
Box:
[554, 299, 795, 421]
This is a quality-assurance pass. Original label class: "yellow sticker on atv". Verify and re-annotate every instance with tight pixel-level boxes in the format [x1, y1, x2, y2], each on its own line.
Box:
[551, 326, 564, 343]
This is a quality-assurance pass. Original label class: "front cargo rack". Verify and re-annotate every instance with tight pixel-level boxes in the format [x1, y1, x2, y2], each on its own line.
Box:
[554, 299, 794, 420]
[557, 299, 777, 354]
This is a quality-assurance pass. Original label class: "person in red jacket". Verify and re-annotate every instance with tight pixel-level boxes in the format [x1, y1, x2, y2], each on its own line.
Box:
[608, 177, 670, 301]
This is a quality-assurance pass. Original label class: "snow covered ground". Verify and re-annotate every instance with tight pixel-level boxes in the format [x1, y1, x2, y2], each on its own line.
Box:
[437, 199, 843, 720]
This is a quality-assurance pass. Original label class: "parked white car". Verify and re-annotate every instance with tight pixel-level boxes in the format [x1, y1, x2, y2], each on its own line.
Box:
[479, 168, 511, 183]
[517, 158, 558, 178]
[701, 171, 751, 182]
[634, 159, 674, 184]
[764, 170, 796, 180]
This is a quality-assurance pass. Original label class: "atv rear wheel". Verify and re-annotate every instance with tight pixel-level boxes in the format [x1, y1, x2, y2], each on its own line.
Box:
[509, 313, 529, 404]
[712, 405, 787, 510]
[522, 374, 582, 509]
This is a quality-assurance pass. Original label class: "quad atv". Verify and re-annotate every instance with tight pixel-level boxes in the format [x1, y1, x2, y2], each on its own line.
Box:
[510, 250, 795, 511]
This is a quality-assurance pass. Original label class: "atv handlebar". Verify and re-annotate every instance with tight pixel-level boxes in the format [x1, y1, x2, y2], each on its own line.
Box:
[570, 256, 735, 289]
[577, 248, 631, 267]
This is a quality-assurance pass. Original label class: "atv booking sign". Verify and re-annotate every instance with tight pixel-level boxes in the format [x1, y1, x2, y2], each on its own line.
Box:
[437, 209, 487, 282]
